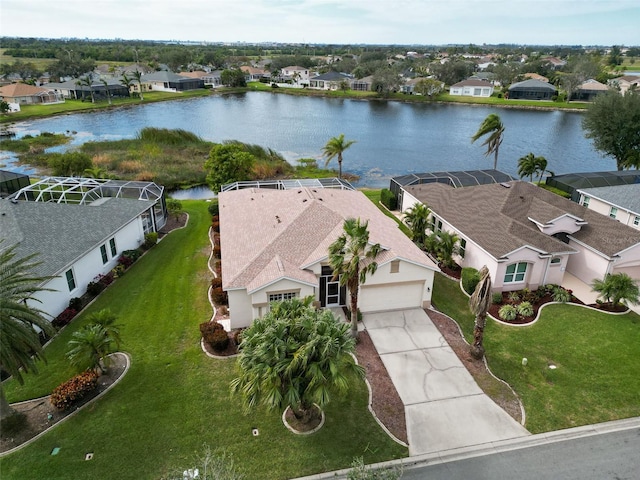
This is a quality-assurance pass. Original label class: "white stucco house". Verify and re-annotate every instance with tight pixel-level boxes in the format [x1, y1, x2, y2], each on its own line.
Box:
[280, 66, 311, 87]
[449, 79, 494, 97]
[401, 180, 640, 293]
[577, 184, 640, 231]
[218, 183, 439, 329]
[1, 177, 167, 321]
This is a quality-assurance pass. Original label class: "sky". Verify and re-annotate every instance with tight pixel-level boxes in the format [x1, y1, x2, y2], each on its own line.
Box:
[1, 0, 638, 46]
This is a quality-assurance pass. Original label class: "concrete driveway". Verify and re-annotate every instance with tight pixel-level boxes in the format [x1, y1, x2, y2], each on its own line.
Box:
[363, 308, 529, 456]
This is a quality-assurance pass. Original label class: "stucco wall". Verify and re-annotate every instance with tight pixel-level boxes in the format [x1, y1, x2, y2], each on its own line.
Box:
[566, 242, 611, 283]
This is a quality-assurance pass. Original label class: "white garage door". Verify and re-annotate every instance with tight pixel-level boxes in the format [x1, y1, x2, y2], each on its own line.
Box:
[359, 281, 424, 312]
[613, 265, 640, 281]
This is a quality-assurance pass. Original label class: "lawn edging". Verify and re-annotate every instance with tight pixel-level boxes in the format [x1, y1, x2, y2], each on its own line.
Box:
[0, 352, 131, 458]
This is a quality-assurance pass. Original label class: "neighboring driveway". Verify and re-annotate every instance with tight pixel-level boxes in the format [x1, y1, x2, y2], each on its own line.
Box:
[363, 308, 529, 456]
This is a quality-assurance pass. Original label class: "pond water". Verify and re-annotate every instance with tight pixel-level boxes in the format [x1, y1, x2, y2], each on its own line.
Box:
[0, 92, 614, 188]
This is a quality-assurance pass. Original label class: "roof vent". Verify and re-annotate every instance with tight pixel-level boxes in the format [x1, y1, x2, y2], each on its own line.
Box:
[275, 215, 281, 224]
[302, 199, 307, 202]
[500, 183, 511, 188]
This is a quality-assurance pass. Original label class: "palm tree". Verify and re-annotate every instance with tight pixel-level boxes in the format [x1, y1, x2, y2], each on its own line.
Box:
[132, 70, 144, 100]
[0, 243, 55, 420]
[592, 273, 639, 308]
[66, 309, 121, 374]
[230, 297, 363, 425]
[469, 265, 492, 360]
[83, 166, 106, 178]
[471, 113, 505, 170]
[101, 79, 112, 105]
[434, 230, 460, 268]
[79, 75, 95, 103]
[534, 155, 549, 184]
[322, 134, 356, 179]
[517, 152, 537, 182]
[403, 203, 431, 247]
[119, 73, 133, 97]
[328, 218, 381, 339]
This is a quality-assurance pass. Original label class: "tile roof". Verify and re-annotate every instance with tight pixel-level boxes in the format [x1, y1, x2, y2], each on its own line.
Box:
[0, 198, 152, 279]
[0, 83, 51, 97]
[405, 181, 640, 259]
[219, 188, 438, 292]
[577, 184, 640, 216]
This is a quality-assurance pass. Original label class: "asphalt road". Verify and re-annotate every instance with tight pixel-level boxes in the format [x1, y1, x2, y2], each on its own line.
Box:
[401, 427, 640, 480]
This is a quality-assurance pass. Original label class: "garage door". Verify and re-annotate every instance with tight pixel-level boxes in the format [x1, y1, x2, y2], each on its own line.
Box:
[359, 281, 424, 312]
[613, 265, 640, 281]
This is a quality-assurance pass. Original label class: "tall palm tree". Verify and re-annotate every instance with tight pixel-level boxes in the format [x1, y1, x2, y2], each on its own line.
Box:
[119, 73, 133, 97]
[80, 75, 95, 103]
[132, 70, 144, 101]
[328, 218, 381, 339]
[469, 265, 492, 359]
[471, 113, 505, 170]
[101, 79, 112, 105]
[66, 314, 121, 374]
[0, 243, 55, 420]
[534, 155, 549, 184]
[403, 203, 431, 247]
[230, 297, 363, 425]
[322, 134, 356, 179]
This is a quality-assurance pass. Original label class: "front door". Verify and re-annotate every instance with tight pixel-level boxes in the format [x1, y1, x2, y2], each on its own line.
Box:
[319, 266, 346, 307]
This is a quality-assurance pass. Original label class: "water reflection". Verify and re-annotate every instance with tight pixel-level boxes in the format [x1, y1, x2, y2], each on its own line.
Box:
[169, 185, 216, 200]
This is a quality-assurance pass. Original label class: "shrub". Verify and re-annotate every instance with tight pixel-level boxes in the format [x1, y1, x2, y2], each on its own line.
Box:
[211, 220, 220, 233]
[143, 232, 158, 249]
[211, 328, 230, 351]
[111, 264, 125, 278]
[52, 308, 78, 328]
[99, 271, 115, 286]
[380, 189, 397, 210]
[519, 288, 535, 303]
[211, 286, 228, 305]
[50, 370, 99, 410]
[461, 267, 481, 295]
[0, 412, 27, 437]
[498, 304, 517, 321]
[211, 277, 222, 289]
[517, 301, 534, 317]
[86, 280, 106, 296]
[118, 249, 142, 268]
[219, 305, 229, 316]
[233, 328, 243, 345]
[492, 292, 503, 305]
[507, 291, 520, 303]
[213, 245, 221, 259]
[552, 286, 571, 303]
[69, 297, 83, 311]
[208, 201, 219, 217]
[200, 321, 224, 344]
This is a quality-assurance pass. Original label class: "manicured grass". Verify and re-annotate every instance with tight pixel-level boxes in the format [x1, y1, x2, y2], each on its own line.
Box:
[432, 273, 640, 434]
[360, 189, 412, 237]
[0, 201, 406, 479]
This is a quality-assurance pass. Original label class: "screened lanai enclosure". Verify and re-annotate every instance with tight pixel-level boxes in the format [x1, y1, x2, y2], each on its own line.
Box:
[11, 177, 168, 231]
[546, 171, 640, 201]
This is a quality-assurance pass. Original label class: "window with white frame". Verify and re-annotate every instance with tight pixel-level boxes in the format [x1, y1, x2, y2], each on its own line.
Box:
[109, 238, 117, 257]
[550, 257, 562, 265]
[65, 269, 76, 291]
[268, 292, 298, 303]
[504, 262, 527, 283]
[609, 207, 618, 218]
[581, 195, 590, 207]
[100, 244, 108, 264]
[459, 238, 466, 258]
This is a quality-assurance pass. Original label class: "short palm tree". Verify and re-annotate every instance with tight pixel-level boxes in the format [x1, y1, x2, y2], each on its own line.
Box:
[230, 297, 363, 425]
[592, 273, 640, 308]
[120, 73, 133, 97]
[471, 113, 505, 170]
[404, 203, 431, 247]
[322, 134, 356, 179]
[328, 218, 381, 339]
[0, 243, 55, 420]
[469, 265, 492, 360]
[66, 309, 121, 374]
[433, 230, 460, 268]
[84, 166, 107, 179]
[517, 152, 537, 182]
[132, 70, 144, 101]
[80, 75, 95, 103]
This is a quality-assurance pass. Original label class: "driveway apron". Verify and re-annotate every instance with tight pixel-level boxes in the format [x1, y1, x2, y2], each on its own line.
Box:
[363, 308, 529, 456]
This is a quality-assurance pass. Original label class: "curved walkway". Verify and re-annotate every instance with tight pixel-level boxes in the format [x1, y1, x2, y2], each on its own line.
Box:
[362, 309, 529, 456]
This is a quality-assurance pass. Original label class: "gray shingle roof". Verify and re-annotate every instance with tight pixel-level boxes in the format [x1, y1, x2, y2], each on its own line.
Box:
[509, 79, 557, 91]
[577, 184, 640, 216]
[405, 181, 640, 259]
[219, 188, 439, 292]
[0, 198, 152, 279]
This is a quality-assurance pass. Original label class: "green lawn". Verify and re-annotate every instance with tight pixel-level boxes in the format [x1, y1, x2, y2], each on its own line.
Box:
[0, 201, 406, 479]
[432, 273, 640, 434]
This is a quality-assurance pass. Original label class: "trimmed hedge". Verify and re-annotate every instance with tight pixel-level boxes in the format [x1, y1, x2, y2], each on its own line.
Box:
[380, 189, 397, 210]
[461, 267, 480, 295]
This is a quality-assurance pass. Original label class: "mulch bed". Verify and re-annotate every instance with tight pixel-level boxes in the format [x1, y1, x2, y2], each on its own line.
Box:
[0, 353, 128, 454]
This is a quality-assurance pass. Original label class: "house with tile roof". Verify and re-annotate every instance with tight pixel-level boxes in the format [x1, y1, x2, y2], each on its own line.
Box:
[401, 181, 640, 293]
[1, 177, 167, 320]
[571, 79, 610, 101]
[449, 79, 494, 97]
[0, 83, 64, 105]
[609, 75, 640, 95]
[218, 186, 439, 329]
[577, 184, 640, 232]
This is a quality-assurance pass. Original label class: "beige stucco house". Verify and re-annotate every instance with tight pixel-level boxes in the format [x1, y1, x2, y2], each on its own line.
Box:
[219, 185, 439, 329]
[577, 184, 640, 231]
[401, 181, 640, 293]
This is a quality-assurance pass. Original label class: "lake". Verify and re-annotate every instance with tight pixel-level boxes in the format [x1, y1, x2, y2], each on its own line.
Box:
[0, 92, 614, 188]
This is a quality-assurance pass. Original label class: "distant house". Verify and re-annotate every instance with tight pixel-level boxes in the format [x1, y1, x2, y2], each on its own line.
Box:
[218, 182, 439, 329]
[400, 180, 640, 293]
[350, 75, 374, 92]
[240, 66, 269, 82]
[202, 70, 223, 87]
[577, 184, 640, 231]
[449, 79, 494, 97]
[508, 79, 557, 100]
[571, 79, 609, 101]
[609, 75, 640, 95]
[46, 78, 129, 101]
[280, 66, 310, 86]
[309, 71, 351, 90]
[542, 56, 567, 70]
[0, 83, 64, 105]
[140, 71, 204, 93]
[522, 73, 549, 83]
[2, 177, 168, 320]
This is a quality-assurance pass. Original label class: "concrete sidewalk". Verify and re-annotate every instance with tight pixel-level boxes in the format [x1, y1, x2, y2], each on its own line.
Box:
[363, 308, 529, 456]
